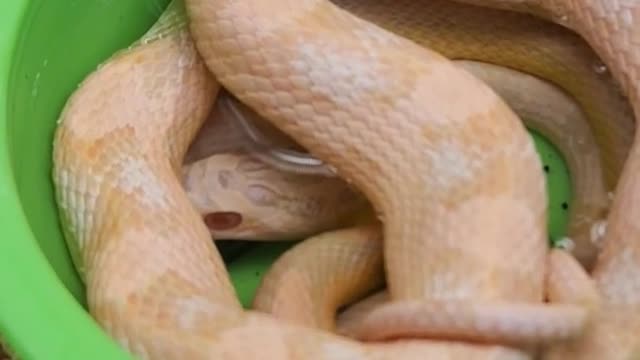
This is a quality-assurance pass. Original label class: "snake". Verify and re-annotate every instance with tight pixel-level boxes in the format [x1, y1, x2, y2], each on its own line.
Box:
[250, 230, 596, 346]
[182, 58, 623, 250]
[50, 0, 640, 358]
[181, 95, 373, 241]
[183, 54, 614, 245]
[179, 0, 635, 268]
[273, 233, 633, 360]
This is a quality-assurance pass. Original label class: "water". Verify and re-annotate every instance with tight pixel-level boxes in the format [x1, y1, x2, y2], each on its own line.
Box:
[593, 62, 608, 75]
[556, 237, 575, 252]
[31, 72, 41, 97]
[590, 220, 608, 248]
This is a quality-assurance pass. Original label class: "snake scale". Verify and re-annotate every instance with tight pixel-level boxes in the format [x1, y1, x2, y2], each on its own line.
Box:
[51, 0, 640, 358]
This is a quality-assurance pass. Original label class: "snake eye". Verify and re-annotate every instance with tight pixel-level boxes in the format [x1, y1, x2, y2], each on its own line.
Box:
[203, 212, 243, 231]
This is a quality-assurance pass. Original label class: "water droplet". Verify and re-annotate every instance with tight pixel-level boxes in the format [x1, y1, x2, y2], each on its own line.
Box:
[42, 59, 49, 67]
[590, 220, 608, 248]
[556, 237, 575, 252]
[178, 54, 193, 69]
[596, 222, 607, 237]
[31, 72, 41, 97]
[593, 62, 608, 74]
[375, 212, 385, 223]
[556, 14, 569, 23]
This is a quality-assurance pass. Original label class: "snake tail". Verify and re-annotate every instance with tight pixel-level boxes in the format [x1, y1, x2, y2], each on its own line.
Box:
[341, 300, 588, 346]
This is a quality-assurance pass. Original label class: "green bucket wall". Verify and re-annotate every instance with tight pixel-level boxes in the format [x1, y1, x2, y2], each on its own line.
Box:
[0, 1, 571, 359]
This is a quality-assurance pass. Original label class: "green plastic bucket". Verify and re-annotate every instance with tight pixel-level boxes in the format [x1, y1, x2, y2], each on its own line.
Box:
[0, 1, 571, 359]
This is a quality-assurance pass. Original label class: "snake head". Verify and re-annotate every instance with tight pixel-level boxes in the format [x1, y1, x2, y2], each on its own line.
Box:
[182, 151, 370, 241]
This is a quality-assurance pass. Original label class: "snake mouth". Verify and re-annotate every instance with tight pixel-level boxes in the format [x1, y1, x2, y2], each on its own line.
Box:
[203, 211, 244, 231]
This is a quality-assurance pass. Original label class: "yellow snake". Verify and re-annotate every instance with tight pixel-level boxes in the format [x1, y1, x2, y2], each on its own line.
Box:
[251, 230, 596, 346]
[51, 0, 640, 358]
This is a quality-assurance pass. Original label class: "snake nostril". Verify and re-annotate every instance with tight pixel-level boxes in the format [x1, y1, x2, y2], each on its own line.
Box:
[203, 212, 243, 231]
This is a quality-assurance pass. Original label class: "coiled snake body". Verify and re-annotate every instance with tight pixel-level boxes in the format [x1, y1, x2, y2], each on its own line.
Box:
[52, 0, 640, 358]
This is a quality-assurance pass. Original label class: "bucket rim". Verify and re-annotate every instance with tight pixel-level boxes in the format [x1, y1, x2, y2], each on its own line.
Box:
[0, 1, 132, 358]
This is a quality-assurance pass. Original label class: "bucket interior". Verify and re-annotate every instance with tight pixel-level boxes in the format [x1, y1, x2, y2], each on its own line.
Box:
[1, 0, 572, 358]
